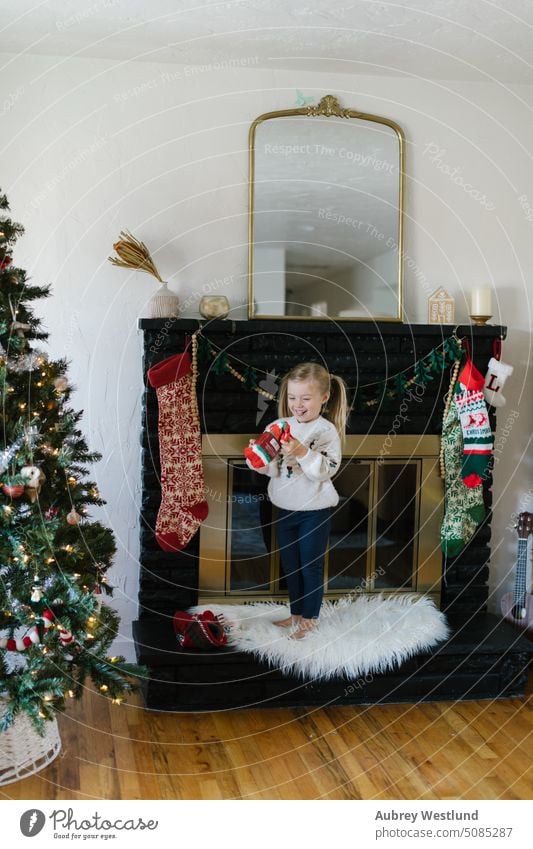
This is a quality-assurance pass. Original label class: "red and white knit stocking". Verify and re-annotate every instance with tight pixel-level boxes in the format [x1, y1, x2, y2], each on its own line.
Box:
[147, 352, 208, 551]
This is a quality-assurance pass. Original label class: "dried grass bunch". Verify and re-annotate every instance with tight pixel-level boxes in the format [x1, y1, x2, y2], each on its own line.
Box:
[108, 230, 163, 283]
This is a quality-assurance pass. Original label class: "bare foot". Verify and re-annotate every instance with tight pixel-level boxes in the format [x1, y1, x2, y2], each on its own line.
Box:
[273, 615, 301, 628]
[289, 618, 318, 640]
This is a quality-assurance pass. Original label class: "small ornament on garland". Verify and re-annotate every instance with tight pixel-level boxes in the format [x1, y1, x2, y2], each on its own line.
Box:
[66, 508, 81, 526]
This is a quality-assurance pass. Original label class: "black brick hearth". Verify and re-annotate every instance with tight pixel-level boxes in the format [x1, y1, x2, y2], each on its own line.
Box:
[134, 319, 531, 710]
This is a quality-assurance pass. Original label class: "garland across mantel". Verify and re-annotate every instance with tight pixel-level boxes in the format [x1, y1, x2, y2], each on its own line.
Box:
[195, 332, 463, 409]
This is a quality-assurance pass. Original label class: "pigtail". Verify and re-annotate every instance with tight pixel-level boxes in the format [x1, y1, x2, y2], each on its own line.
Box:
[277, 375, 290, 420]
[325, 374, 349, 441]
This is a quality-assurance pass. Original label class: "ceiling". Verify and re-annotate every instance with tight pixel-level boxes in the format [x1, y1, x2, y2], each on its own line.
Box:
[2, 0, 533, 82]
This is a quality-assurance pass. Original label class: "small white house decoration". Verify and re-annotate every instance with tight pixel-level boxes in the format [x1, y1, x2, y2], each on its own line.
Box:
[428, 287, 455, 324]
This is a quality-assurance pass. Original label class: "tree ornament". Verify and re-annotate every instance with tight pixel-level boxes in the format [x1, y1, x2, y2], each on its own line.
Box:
[17, 502, 32, 518]
[53, 376, 69, 392]
[2, 483, 25, 498]
[20, 465, 46, 503]
[93, 582, 103, 612]
[30, 580, 44, 603]
[66, 508, 81, 525]
[8, 295, 31, 337]
[57, 624, 73, 646]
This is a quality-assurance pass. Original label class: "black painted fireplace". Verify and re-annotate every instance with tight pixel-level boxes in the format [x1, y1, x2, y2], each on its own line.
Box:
[133, 319, 531, 710]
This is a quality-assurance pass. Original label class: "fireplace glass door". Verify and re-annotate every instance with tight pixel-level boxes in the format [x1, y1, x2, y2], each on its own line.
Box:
[200, 436, 442, 604]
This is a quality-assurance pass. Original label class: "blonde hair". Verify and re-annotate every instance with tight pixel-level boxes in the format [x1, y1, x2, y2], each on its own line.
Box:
[277, 362, 349, 441]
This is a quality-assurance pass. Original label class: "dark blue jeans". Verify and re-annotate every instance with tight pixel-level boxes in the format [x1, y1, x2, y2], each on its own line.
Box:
[276, 507, 331, 619]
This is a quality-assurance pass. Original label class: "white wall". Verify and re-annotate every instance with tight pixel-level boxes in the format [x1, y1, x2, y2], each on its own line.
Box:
[1, 53, 532, 657]
[253, 246, 285, 315]
[347, 250, 398, 316]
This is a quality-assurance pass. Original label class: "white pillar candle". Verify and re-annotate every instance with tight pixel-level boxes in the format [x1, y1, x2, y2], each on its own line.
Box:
[471, 287, 492, 315]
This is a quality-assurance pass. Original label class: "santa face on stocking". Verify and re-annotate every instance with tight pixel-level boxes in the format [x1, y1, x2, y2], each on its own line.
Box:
[450, 359, 493, 489]
[455, 388, 492, 488]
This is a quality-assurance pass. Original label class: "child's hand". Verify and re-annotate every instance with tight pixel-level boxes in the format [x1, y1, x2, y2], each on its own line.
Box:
[248, 439, 256, 447]
[281, 437, 308, 459]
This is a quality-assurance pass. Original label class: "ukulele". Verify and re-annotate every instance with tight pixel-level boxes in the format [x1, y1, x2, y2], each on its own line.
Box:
[501, 511, 533, 638]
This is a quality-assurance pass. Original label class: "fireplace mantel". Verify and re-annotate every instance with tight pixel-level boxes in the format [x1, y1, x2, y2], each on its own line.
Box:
[138, 318, 506, 337]
[134, 318, 531, 710]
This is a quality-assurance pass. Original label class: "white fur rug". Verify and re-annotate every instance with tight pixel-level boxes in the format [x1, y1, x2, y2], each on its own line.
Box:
[191, 594, 450, 681]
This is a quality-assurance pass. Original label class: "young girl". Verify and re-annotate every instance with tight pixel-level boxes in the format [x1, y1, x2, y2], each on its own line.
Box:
[246, 362, 349, 640]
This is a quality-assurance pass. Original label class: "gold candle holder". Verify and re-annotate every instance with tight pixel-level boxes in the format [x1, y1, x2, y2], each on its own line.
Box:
[469, 314, 492, 326]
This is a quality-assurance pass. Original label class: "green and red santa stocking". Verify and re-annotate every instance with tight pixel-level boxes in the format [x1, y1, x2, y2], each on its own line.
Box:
[147, 352, 208, 551]
[454, 359, 493, 488]
[440, 358, 492, 558]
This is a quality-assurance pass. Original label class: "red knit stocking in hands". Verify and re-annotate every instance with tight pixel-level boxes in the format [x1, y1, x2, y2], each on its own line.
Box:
[147, 352, 208, 551]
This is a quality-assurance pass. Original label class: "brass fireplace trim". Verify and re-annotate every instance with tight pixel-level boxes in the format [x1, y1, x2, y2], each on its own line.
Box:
[199, 435, 443, 605]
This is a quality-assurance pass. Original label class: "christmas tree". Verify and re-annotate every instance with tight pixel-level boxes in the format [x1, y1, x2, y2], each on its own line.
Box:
[0, 189, 145, 733]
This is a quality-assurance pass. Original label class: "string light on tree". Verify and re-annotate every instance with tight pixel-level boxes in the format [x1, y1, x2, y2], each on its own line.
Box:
[0, 187, 145, 734]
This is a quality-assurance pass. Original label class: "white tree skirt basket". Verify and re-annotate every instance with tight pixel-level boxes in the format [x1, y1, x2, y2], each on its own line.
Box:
[0, 711, 61, 786]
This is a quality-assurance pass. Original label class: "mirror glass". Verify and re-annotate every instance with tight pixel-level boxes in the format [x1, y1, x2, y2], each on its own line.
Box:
[249, 97, 404, 320]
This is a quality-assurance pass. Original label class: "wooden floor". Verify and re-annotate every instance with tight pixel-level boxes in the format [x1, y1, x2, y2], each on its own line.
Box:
[3, 671, 532, 800]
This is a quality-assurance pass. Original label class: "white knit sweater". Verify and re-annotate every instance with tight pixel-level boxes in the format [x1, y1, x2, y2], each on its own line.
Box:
[246, 415, 342, 511]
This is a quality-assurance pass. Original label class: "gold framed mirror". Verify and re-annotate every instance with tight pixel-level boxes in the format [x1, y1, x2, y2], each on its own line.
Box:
[248, 95, 405, 321]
